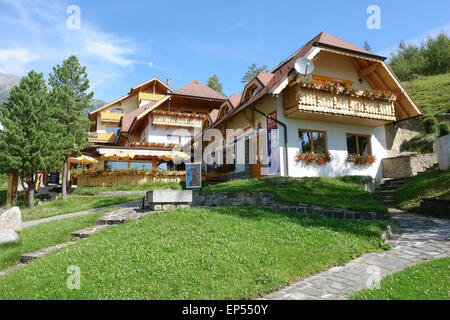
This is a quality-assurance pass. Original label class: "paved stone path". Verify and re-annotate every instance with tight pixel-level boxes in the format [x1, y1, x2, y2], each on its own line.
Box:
[262, 211, 450, 300]
[0, 206, 147, 277]
[22, 200, 141, 229]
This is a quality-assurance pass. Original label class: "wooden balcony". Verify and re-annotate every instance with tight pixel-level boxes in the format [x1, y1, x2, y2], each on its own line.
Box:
[100, 112, 123, 123]
[152, 113, 203, 128]
[138, 92, 165, 102]
[283, 85, 397, 126]
[88, 132, 116, 143]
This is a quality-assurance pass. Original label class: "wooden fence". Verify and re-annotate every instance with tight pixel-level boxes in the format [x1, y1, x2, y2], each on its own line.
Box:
[76, 174, 185, 187]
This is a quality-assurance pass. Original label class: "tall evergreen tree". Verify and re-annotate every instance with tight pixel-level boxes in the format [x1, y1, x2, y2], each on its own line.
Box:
[206, 74, 224, 94]
[0, 71, 62, 208]
[241, 63, 268, 83]
[48, 56, 93, 200]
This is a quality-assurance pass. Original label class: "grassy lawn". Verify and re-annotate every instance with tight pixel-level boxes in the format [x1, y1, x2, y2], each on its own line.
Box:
[73, 181, 184, 196]
[0, 210, 111, 270]
[21, 194, 142, 221]
[0, 207, 389, 300]
[201, 177, 387, 213]
[351, 258, 450, 300]
[395, 169, 450, 212]
[402, 73, 450, 117]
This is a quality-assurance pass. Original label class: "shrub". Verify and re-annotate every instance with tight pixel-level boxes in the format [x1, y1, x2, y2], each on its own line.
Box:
[400, 134, 434, 154]
[438, 122, 450, 137]
[423, 116, 438, 134]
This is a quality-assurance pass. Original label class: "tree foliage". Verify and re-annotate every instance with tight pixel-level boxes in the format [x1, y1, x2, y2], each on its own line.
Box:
[206, 74, 224, 94]
[48, 55, 93, 199]
[241, 63, 268, 83]
[0, 71, 62, 207]
[389, 32, 450, 81]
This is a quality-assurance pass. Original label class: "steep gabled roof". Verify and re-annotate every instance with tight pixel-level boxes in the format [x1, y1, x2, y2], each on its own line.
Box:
[228, 94, 242, 108]
[88, 78, 171, 119]
[120, 101, 156, 133]
[171, 80, 227, 100]
[212, 31, 422, 129]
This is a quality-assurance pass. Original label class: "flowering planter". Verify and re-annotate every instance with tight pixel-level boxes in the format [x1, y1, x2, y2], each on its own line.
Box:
[76, 172, 185, 187]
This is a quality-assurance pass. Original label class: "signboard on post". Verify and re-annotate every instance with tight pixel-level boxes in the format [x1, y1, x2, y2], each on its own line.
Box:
[186, 163, 202, 189]
[266, 111, 280, 175]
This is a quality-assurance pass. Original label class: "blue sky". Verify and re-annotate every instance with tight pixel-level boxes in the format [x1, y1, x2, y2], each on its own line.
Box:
[0, 0, 449, 102]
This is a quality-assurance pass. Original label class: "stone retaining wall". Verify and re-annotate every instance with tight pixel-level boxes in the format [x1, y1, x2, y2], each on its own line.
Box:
[382, 152, 438, 178]
[193, 192, 389, 221]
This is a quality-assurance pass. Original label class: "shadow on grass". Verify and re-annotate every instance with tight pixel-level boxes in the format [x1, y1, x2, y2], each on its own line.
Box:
[204, 206, 389, 240]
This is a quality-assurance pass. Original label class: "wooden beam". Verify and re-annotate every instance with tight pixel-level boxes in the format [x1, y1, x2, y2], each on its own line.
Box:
[358, 63, 379, 78]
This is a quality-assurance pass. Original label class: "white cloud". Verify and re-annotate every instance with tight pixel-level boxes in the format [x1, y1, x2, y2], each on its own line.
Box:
[84, 34, 135, 66]
[0, 48, 37, 74]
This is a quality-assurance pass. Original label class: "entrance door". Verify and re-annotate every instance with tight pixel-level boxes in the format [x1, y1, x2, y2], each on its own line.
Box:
[251, 134, 262, 178]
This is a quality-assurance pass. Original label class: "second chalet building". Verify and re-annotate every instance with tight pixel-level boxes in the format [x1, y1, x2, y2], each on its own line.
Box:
[86, 78, 225, 171]
[85, 32, 422, 182]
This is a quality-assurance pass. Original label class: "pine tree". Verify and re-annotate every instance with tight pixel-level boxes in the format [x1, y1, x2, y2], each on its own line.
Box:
[206, 74, 224, 94]
[0, 71, 62, 208]
[364, 41, 372, 52]
[241, 63, 268, 83]
[49, 56, 93, 200]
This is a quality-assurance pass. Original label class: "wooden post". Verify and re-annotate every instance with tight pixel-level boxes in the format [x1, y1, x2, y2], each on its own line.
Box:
[43, 170, 49, 186]
[6, 173, 18, 207]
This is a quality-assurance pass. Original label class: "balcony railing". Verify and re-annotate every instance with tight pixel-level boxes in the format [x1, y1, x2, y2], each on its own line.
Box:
[283, 85, 396, 122]
[100, 112, 123, 123]
[152, 113, 203, 128]
[88, 132, 116, 143]
[138, 92, 165, 102]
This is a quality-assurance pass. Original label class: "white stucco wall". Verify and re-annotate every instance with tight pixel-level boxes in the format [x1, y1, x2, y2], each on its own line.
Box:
[144, 119, 195, 144]
[276, 100, 387, 179]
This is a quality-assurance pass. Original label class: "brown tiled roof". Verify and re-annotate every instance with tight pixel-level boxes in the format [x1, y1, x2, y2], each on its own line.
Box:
[208, 109, 219, 123]
[171, 80, 227, 100]
[120, 101, 156, 132]
[256, 72, 274, 86]
[228, 94, 242, 108]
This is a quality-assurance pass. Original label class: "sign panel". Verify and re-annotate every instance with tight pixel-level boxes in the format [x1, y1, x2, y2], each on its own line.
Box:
[186, 163, 202, 189]
[266, 111, 280, 175]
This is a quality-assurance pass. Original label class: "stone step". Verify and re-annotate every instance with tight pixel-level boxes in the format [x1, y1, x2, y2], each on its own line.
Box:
[97, 208, 145, 225]
[71, 225, 109, 239]
[20, 242, 76, 264]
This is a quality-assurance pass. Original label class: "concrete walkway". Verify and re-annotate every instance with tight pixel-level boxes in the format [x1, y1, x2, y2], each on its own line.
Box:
[23, 200, 141, 228]
[262, 211, 450, 300]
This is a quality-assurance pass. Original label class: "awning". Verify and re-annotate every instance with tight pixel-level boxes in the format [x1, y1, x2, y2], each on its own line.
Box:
[97, 148, 168, 158]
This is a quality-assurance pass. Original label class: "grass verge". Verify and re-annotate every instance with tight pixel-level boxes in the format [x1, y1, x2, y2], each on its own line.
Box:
[351, 258, 450, 300]
[0, 210, 111, 270]
[395, 169, 450, 212]
[0, 207, 389, 299]
[201, 177, 387, 213]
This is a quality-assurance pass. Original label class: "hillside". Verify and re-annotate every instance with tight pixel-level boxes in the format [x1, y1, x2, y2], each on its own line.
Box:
[402, 73, 450, 117]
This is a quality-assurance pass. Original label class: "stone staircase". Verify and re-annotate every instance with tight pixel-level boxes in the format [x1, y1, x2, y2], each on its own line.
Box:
[372, 178, 408, 208]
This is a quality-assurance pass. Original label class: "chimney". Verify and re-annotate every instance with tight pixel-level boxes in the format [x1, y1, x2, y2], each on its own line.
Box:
[166, 78, 171, 88]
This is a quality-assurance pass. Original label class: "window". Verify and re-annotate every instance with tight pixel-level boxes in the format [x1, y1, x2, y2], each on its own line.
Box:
[298, 129, 327, 153]
[105, 161, 153, 171]
[106, 126, 120, 135]
[312, 75, 353, 87]
[109, 108, 123, 114]
[346, 134, 371, 156]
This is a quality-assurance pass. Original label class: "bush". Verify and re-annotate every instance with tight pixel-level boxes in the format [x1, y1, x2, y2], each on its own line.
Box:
[438, 122, 450, 137]
[423, 116, 438, 134]
[400, 134, 434, 154]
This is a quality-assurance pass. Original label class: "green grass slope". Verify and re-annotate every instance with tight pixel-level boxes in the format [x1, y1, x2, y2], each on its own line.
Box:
[402, 73, 450, 117]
